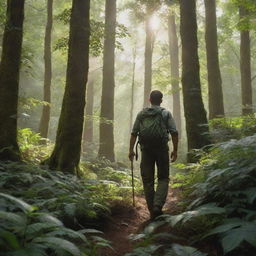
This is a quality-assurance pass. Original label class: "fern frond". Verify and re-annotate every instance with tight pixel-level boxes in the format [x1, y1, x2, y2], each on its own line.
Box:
[33, 237, 81, 256]
[0, 193, 35, 213]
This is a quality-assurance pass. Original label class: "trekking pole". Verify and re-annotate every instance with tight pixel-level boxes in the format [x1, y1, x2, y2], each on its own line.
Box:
[131, 159, 135, 207]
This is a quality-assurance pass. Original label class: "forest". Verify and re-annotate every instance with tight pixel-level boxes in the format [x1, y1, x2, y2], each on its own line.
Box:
[0, 0, 256, 255]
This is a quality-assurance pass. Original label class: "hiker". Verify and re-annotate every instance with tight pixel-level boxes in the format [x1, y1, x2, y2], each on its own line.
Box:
[129, 90, 178, 220]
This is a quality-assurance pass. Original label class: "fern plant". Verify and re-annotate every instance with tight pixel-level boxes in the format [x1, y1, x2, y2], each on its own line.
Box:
[162, 134, 256, 255]
[0, 193, 112, 256]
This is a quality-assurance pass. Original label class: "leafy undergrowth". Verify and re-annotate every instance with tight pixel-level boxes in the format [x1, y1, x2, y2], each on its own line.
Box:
[0, 128, 143, 255]
[127, 133, 256, 256]
[209, 114, 256, 142]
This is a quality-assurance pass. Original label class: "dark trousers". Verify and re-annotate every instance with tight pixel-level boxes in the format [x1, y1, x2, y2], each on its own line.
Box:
[140, 146, 170, 213]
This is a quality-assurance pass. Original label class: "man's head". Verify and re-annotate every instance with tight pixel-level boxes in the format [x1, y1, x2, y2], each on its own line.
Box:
[149, 90, 163, 105]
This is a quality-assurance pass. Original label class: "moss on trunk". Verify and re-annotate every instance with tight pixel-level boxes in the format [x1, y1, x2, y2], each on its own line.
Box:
[48, 0, 90, 173]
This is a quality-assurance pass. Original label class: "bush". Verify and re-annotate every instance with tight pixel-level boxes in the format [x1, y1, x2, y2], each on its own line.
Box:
[209, 115, 256, 143]
[128, 134, 256, 255]
[0, 193, 112, 256]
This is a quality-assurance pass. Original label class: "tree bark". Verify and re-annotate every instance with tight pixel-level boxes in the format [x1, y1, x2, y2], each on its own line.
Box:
[239, 6, 252, 115]
[143, 13, 154, 108]
[180, 0, 211, 162]
[39, 0, 53, 139]
[98, 0, 116, 162]
[0, 0, 25, 161]
[48, 0, 90, 173]
[168, 12, 181, 135]
[204, 0, 224, 119]
[130, 47, 136, 132]
[83, 78, 94, 152]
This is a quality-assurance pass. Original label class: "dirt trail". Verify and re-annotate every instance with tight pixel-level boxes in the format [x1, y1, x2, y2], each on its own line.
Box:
[102, 189, 180, 256]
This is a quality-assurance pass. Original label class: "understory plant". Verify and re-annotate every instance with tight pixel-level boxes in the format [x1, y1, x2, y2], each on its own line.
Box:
[128, 134, 256, 255]
[0, 193, 112, 256]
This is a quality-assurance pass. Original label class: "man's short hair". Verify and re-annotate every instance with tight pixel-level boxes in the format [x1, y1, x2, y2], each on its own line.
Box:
[150, 90, 163, 105]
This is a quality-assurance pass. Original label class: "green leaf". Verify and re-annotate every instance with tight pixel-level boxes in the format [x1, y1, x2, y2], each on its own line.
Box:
[171, 243, 208, 256]
[33, 237, 81, 256]
[81, 228, 104, 235]
[38, 214, 63, 226]
[49, 227, 88, 243]
[26, 222, 59, 235]
[0, 230, 20, 249]
[168, 204, 226, 226]
[221, 223, 256, 254]
[0, 193, 35, 213]
[0, 210, 25, 226]
[203, 219, 243, 238]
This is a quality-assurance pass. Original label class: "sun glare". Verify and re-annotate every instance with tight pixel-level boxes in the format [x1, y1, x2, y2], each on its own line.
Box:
[149, 15, 160, 31]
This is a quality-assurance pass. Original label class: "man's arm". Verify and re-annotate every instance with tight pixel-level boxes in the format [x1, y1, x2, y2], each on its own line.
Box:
[170, 132, 178, 162]
[129, 135, 137, 161]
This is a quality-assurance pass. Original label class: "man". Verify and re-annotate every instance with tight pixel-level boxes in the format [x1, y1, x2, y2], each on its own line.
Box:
[129, 90, 178, 220]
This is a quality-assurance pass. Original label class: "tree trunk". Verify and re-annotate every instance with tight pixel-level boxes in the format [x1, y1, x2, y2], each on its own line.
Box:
[48, 0, 90, 173]
[98, 0, 116, 162]
[239, 6, 252, 115]
[130, 47, 136, 132]
[204, 0, 224, 119]
[83, 78, 94, 152]
[168, 12, 181, 135]
[143, 14, 154, 108]
[0, 0, 25, 161]
[180, 0, 211, 162]
[39, 0, 53, 138]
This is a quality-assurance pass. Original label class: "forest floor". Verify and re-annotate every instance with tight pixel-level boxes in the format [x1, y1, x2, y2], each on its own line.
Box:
[101, 189, 181, 256]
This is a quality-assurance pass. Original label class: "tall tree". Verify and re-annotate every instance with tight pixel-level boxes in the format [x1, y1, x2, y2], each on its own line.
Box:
[143, 11, 155, 107]
[204, 0, 225, 119]
[168, 11, 181, 134]
[180, 0, 210, 162]
[0, 0, 25, 161]
[98, 0, 116, 162]
[239, 5, 252, 115]
[48, 0, 90, 172]
[39, 0, 53, 138]
[130, 46, 136, 132]
[83, 77, 94, 152]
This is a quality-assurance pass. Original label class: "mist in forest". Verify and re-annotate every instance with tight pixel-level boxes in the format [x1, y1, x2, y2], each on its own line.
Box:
[0, 0, 255, 165]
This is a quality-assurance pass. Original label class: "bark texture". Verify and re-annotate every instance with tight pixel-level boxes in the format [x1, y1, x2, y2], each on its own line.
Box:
[205, 0, 224, 119]
[98, 0, 116, 162]
[83, 78, 94, 152]
[0, 0, 25, 161]
[180, 0, 211, 162]
[130, 47, 136, 132]
[168, 13, 181, 135]
[39, 0, 53, 138]
[48, 0, 90, 172]
[239, 6, 252, 115]
[143, 13, 154, 108]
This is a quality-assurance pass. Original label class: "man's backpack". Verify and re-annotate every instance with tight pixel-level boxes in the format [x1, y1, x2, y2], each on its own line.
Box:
[138, 107, 168, 147]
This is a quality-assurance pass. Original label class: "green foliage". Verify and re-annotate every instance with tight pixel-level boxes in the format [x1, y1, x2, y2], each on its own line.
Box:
[81, 159, 143, 203]
[0, 193, 112, 256]
[125, 0, 162, 20]
[130, 133, 256, 255]
[209, 115, 256, 142]
[167, 135, 256, 254]
[18, 128, 52, 163]
[0, 161, 109, 224]
[19, 97, 48, 111]
[126, 222, 206, 256]
[55, 8, 130, 56]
